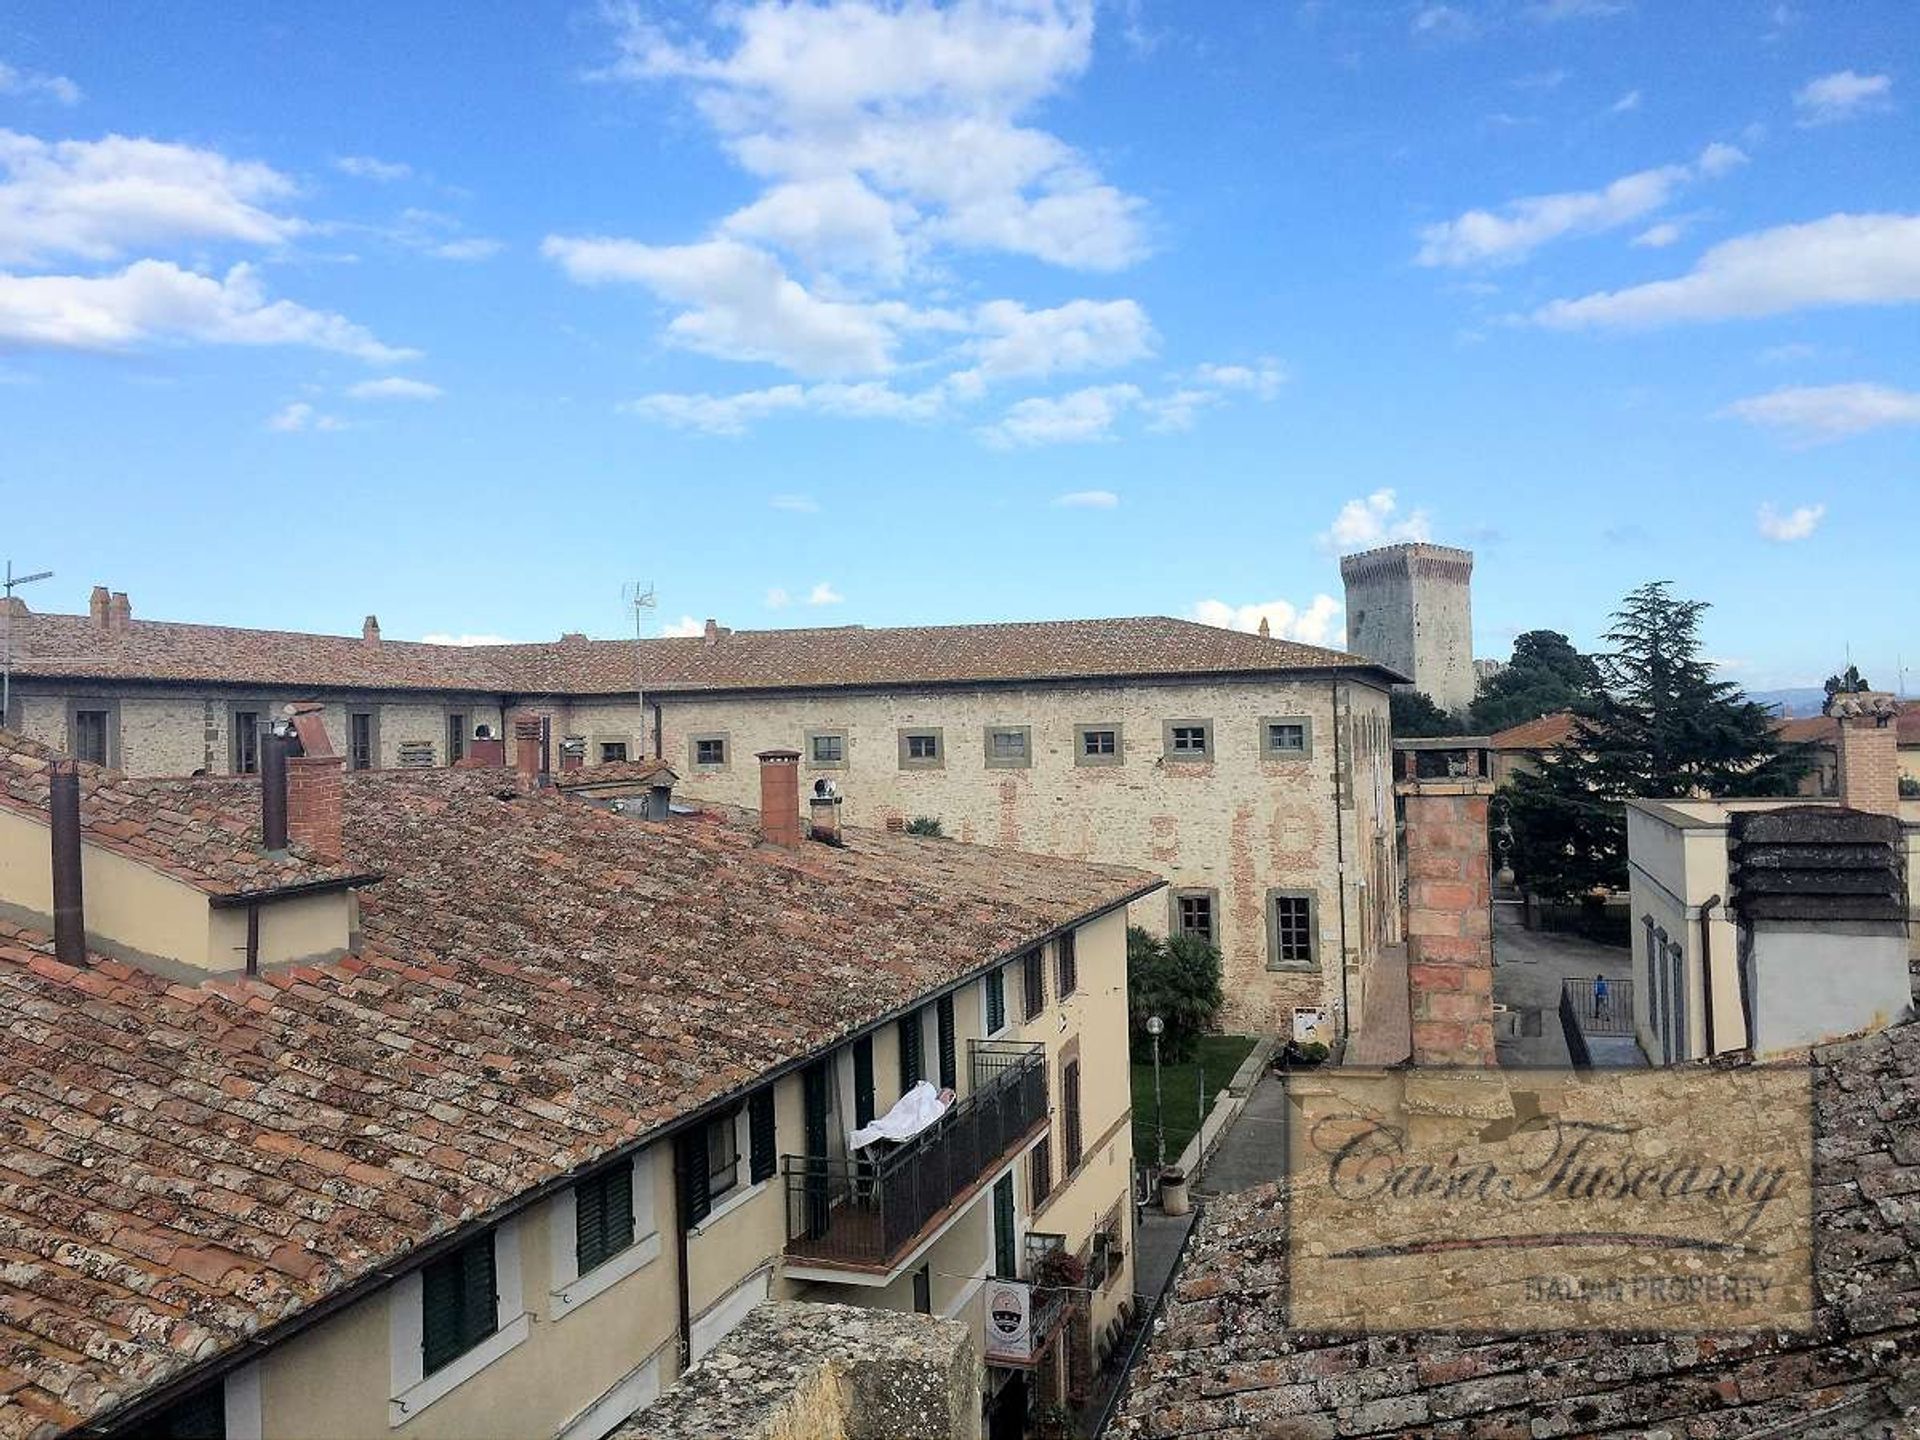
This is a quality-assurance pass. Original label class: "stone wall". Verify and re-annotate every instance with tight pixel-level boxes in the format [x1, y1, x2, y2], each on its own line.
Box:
[614, 1301, 980, 1440]
[1341, 544, 1475, 714]
[653, 677, 1397, 1037]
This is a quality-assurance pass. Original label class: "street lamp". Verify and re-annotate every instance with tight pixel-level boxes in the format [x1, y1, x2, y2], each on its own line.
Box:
[1146, 1014, 1165, 1170]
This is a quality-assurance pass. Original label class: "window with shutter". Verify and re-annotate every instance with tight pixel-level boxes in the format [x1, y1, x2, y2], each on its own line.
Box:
[1063, 1061, 1083, 1171]
[149, 1381, 226, 1440]
[422, 1233, 498, 1375]
[705, 1112, 739, 1200]
[576, 1161, 635, 1275]
[992, 1173, 1017, 1279]
[1030, 1133, 1053, 1209]
[749, 1087, 777, 1184]
[985, 968, 1006, 1034]
[1057, 932, 1078, 997]
[1023, 949, 1045, 1021]
[801, 1061, 831, 1240]
[853, 1036, 875, 1128]
[898, 1011, 924, 1091]
[677, 1129, 711, 1229]
[936, 995, 957, 1090]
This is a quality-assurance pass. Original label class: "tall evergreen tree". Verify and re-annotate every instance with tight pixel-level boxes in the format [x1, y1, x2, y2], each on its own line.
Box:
[1469, 630, 1602, 734]
[1390, 689, 1464, 738]
[1504, 582, 1811, 901]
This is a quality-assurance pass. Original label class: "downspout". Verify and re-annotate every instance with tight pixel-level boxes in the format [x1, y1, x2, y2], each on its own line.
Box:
[670, 1139, 693, 1379]
[1332, 681, 1352, 1041]
[245, 905, 261, 977]
[1697, 894, 1720, 1057]
[50, 763, 86, 966]
[651, 700, 663, 762]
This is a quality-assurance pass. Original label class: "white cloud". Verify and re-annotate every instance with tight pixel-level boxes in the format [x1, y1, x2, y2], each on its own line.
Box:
[0, 130, 301, 265]
[1319, 489, 1432, 552]
[0, 61, 81, 106]
[266, 401, 343, 433]
[544, 235, 918, 376]
[1794, 70, 1892, 126]
[1053, 489, 1118, 508]
[347, 376, 442, 401]
[1417, 143, 1743, 267]
[1189, 594, 1344, 646]
[1533, 212, 1920, 328]
[1139, 388, 1221, 432]
[807, 581, 843, 606]
[601, 0, 1146, 275]
[623, 380, 945, 435]
[0, 260, 415, 361]
[980, 383, 1141, 447]
[420, 632, 517, 646]
[769, 494, 819, 512]
[333, 154, 413, 183]
[765, 587, 791, 608]
[1411, 6, 1475, 38]
[1755, 501, 1825, 541]
[1191, 359, 1288, 398]
[1611, 89, 1642, 113]
[658, 615, 705, 638]
[1527, 0, 1626, 18]
[428, 237, 503, 261]
[1631, 221, 1683, 248]
[1723, 383, 1920, 440]
[956, 297, 1155, 387]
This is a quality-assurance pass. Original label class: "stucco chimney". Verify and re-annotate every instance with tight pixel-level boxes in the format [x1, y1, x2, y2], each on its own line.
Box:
[1833, 692, 1901, 818]
[757, 749, 802, 848]
[287, 752, 344, 862]
[88, 586, 110, 630]
[1397, 748, 1497, 1067]
[107, 592, 130, 632]
[362, 615, 381, 644]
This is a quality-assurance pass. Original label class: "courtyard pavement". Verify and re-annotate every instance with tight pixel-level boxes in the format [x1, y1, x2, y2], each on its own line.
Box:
[1491, 899, 1638, 1066]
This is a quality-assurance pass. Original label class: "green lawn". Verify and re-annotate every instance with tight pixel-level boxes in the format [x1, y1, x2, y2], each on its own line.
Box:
[1129, 1034, 1257, 1170]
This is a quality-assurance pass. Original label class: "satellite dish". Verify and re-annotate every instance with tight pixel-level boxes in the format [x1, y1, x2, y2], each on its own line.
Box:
[813, 777, 839, 799]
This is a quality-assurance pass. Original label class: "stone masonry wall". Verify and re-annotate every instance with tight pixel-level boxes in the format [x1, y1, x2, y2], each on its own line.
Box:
[1341, 545, 1474, 714]
[655, 677, 1397, 1037]
[1401, 781, 1496, 1066]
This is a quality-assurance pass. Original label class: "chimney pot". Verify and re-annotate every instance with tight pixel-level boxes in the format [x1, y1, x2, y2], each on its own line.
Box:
[756, 749, 803, 847]
[261, 727, 289, 852]
[88, 586, 110, 630]
[362, 615, 381, 644]
[645, 782, 673, 822]
[50, 763, 86, 965]
[703, 618, 722, 646]
[1835, 692, 1902, 818]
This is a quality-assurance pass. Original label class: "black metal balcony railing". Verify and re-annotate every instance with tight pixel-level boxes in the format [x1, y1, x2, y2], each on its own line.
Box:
[1560, 976, 1634, 1067]
[1022, 1231, 1074, 1353]
[784, 1039, 1047, 1270]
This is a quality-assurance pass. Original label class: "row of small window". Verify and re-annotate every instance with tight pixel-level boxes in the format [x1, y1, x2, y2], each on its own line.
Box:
[1169, 887, 1318, 970]
[686, 717, 1314, 773]
[984, 932, 1078, 1033]
[1026, 1053, 1085, 1213]
[59, 703, 492, 776]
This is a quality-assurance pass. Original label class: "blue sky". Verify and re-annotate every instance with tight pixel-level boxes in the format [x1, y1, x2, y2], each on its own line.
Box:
[0, 1, 1914, 693]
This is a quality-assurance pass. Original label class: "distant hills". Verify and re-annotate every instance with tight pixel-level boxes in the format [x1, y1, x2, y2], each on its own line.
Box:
[1748, 687, 1830, 718]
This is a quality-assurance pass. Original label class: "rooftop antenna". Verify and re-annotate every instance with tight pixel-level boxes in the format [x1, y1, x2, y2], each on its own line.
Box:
[623, 581, 656, 756]
[2, 561, 54, 727]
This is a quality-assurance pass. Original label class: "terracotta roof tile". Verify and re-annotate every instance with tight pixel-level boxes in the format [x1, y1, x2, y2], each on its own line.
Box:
[551, 758, 678, 790]
[1486, 711, 1580, 750]
[0, 730, 360, 898]
[11, 610, 1403, 696]
[0, 767, 1157, 1434]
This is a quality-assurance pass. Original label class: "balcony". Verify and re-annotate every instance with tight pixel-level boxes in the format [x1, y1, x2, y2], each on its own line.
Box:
[783, 1039, 1047, 1278]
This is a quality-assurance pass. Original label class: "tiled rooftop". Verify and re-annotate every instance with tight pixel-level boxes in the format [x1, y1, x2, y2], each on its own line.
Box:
[1496, 705, 1920, 754]
[550, 757, 678, 790]
[9, 606, 1404, 696]
[1486, 710, 1580, 751]
[1778, 701, 1920, 747]
[0, 730, 360, 898]
[0, 765, 1157, 1437]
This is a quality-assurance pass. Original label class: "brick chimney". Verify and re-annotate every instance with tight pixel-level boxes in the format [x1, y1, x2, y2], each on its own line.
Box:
[757, 749, 802, 847]
[282, 703, 344, 861]
[1833, 692, 1901, 818]
[107, 592, 130, 632]
[704, 618, 726, 647]
[362, 615, 381, 644]
[513, 715, 549, 784]
[88, 586, 110, 630]
[1398, 750, 1497, 1067]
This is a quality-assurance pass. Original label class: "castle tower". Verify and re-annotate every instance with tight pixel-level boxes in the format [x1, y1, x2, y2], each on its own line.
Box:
[1339, 543, 1475, 713]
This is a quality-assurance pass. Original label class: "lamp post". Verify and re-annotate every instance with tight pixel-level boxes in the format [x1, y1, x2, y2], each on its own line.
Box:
[1146, 1013, 1165, 1170]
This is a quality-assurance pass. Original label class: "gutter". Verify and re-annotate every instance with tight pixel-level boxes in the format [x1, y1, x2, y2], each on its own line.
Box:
[207, 873, 382, 909]
[81, 877, 1167, 1436]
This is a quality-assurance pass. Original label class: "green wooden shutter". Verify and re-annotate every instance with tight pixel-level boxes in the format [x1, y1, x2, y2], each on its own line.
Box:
[936, 995, 957, 1090]
[1058, 931, 1077, 996]
[577, 1160, 635, 1274]
[1023, 949, 1045, 1020]
[676, 1128, 711, 1230]
[749, 1086, 777, 1184]
[801, 1060, 831, 1240]
[898, 1012, 924, 1091]
[992, 1173, 1017, 1279]
[423, 1234, 496, 1375]
[1064, 1060, 1083, 1170]
[150, 1382, 227, 1440]
[986, 969, 1006, 1033]
[853, 1035, 875, 1127]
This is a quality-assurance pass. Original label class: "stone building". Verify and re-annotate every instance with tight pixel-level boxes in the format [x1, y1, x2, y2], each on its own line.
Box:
[1339, 542, 1476, 713]
[0, 730, 1153, 1439]
[2, 591, 1405, 1037]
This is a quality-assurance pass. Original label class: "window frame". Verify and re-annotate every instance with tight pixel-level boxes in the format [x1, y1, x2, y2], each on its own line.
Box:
[704, 1108, 741, 1201]
[688, 732, 730, 771]
[984, 967, 1008, 1036]
[1171, 887, 1220, 946]
[445, 710, 468, 766]
[804, 728, 847, 769]
[347, 709, 379, 771]
[897, 727, 945, 770]
[1022, 948, 1046, 1022]
[1074, 722, 1123, 767]
[1260, 714, 1315, 761]
[573, 1157, 637, 1278]
[228, 702, 273, 775]
[598, 740, 630, 765]
[982, 724, 1032, 769]
[1055, 931, 1078, 999]
[1266, 887, 1319, 972]
[1161, 718, 1214, 763]
[1030, 1132, 1053, 1210]
[388, 1218, 528, 1424]
[1062, 1058, 1083, 1172]
[550, 1151, 660, 1322]
[421, 1232, 500, 1376]
[65, 698, 119, 769]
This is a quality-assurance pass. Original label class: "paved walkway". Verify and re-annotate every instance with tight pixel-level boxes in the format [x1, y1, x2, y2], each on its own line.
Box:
[1345, 941, 1411, 1066]
[1491, 901, 1637, 1066]
[1192, 1067, 1292, 1197]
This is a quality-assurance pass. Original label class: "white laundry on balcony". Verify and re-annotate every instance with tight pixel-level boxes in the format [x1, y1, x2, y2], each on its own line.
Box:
[849, 1080, 955, 1152]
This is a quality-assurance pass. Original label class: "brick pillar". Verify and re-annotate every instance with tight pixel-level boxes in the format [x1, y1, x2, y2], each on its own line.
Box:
[1834, 693, 1900, 818]
[513, 716, 545, 782]
[1399, 777, 1496, 1066]
[757, 749, 802, 847]
[287, 754, 345, 862]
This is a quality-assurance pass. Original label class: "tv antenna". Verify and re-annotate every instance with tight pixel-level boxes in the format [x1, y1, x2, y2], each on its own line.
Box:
[2, 561, 54, 725]
[623, 582, 657, 756]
